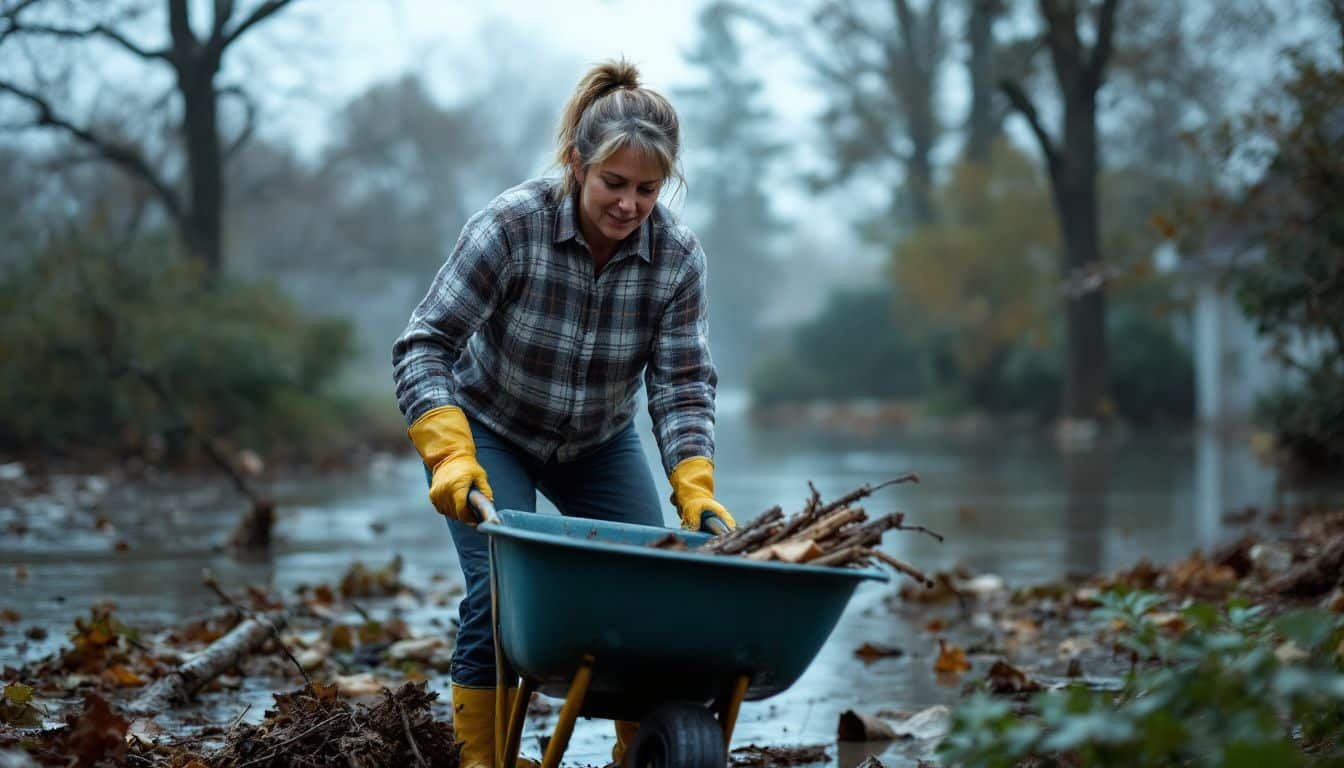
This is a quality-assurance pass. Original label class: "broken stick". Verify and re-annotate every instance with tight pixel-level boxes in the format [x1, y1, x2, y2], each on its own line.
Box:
[127, 610, 287, 715]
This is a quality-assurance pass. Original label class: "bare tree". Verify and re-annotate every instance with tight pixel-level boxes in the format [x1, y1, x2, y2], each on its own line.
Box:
[999, 0, 1121, 422]
[964, 0, 1004, 163]
[0, 0, 298, 273]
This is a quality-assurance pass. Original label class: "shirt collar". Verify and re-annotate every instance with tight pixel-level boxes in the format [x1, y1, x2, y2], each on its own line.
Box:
[554, 189, 652, 264]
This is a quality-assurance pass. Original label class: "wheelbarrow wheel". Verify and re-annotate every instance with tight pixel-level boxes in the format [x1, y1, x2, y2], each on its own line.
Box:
[624, 703, 725, 768]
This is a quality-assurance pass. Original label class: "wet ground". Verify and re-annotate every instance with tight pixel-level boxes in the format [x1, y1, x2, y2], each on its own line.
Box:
[0, 399, 1287, 765]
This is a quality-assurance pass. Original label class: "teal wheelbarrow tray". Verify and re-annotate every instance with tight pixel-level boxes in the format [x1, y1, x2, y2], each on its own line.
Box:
[468, 491, 889, 768]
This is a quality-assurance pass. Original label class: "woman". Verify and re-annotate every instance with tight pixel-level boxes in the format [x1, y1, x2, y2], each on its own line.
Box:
[391, 59, 735, 768]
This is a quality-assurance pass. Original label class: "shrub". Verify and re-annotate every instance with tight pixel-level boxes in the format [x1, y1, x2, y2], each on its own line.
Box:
[941, 590, 1344, 767]
[0, 230, 357, 463]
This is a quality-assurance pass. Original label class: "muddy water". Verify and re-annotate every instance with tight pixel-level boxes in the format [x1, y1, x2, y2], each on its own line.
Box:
[0, 396, 1282, 765]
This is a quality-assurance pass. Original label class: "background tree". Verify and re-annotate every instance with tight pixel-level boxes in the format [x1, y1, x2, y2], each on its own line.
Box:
[999, 0, 1122, 422]
[678, 3, 785, 385]
[0, 0, 300, 273]
[1208, 12, 1344, 467]
[891, 144, 1059, 399]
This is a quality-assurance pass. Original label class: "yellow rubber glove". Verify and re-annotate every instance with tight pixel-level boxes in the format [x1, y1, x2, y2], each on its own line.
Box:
[407, 405, 493, 525]
[669, 456, 736, 533]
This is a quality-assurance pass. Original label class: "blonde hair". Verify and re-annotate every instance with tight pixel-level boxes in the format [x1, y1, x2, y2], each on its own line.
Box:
[555, 58, 684, 199]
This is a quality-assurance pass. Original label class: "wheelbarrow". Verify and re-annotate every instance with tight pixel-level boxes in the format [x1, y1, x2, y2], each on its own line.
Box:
[466, 490, 888, 768]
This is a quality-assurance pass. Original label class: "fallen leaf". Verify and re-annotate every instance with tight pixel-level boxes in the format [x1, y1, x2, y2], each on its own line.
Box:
[962, 574, 1005, 600]
[998, 617, 1040, 639]
[1072, 587, 1103, 608]
[387, 636, 447, 663]
[1275, 641, 1310, 664]
[890, 705, 951, 741]
[126, 717, 164, 748]
[1148, 612, 1189, 635]
[1326, 589, 1344, 613]
[925, 618, 949, 632]
[102, 665, 144, 688]
[933, 639, 971, 675]
[837, 710, 897, 742]
[66, 693, 128, 767]
[330, 624, 355, 652]
[1058, 637, 1095, 659]
[1, 609, 19, 623]
[986, 659, 1042, 694]
[854, 643, 904, 664]
[332, 673, 387, 697]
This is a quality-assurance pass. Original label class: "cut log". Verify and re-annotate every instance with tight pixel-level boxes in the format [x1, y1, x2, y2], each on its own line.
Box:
[127, 610, 286, 715]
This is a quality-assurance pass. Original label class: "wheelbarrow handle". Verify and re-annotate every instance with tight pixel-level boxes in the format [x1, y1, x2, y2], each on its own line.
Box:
[467, 487, 501, 526]
[701, 513, 731, 536]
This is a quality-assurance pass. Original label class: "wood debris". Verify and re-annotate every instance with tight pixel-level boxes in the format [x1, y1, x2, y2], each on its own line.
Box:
[681, 475, 942, 584]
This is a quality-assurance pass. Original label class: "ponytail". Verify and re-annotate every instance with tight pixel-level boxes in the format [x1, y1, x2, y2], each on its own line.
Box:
[554, 58, 683, 199]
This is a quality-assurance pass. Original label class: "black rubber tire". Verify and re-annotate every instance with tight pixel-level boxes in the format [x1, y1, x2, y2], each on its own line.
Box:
[624, 703, 725, 768]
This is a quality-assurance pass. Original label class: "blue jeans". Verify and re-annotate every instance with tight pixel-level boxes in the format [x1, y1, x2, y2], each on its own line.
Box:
[437, 415, 664, 687]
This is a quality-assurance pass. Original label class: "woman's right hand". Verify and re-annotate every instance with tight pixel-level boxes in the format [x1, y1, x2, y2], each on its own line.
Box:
[428, 455, 493, 524]
[408, 405, 495, 525]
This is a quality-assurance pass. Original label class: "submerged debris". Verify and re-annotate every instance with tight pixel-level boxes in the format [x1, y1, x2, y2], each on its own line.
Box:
[730, 743, 829, 768]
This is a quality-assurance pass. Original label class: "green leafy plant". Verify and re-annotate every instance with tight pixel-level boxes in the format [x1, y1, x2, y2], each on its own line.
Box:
[941, 590, 1344, 767]
[0, 229, 359, 463]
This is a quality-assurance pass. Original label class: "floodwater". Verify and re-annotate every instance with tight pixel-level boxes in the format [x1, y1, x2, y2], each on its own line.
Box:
[0, 393, 1285, 765]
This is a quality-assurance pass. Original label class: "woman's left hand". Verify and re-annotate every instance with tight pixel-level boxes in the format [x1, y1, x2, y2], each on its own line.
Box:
[669, 457, 736, 534]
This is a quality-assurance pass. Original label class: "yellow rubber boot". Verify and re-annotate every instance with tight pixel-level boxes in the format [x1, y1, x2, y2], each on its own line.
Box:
[452, 684, 496, 768]
[452, 684, 540, 768]
[612, 720, 640, 766]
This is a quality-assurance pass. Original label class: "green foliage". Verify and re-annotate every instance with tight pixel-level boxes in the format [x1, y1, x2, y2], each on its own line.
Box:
[1107, 304, 1195, 425]
[941, 590, 1344, 767]
[1209, 46, 1344, 468]
[0, 230, 358, 463]
[891, 143, 1059, 375]
[748, 287, 928, 406]
[748, 287, 1193, 424]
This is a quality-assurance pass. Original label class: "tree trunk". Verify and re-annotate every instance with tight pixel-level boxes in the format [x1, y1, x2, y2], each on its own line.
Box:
[966, 0, 998, 164]
[181, 65, 224, 274]
[1054, 91, 1108, 420]
[1000, 0, 1120, 422]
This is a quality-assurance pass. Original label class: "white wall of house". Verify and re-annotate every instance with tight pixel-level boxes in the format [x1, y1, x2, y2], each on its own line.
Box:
[1192, 280, 1288, 427]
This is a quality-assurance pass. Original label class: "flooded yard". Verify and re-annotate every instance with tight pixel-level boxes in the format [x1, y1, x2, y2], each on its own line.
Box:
[0, 398, 1286, 765]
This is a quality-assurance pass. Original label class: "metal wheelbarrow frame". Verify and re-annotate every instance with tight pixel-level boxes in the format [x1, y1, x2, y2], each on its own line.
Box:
[469, 491, 888, 768]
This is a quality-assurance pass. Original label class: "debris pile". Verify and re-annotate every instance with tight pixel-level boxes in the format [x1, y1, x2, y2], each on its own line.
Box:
[655, 475, 941, 583]
[212, 681, 457, 768]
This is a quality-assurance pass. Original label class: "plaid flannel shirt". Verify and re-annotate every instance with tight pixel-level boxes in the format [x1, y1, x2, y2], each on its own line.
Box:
[392, 178, 717, 476]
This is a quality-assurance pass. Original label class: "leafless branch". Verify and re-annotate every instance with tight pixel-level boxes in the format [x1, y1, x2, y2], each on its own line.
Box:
[218, 0, 296, 52]
[1089, 0, 1122, 86]
[1, 19, 170, 61]
[219, 83, 257, 162]
[999, 77, 1060, 176]
[0, 79, 185, 224]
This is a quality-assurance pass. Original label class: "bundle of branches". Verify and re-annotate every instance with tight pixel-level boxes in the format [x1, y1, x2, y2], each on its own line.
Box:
[658, 474, 940, 586]
[211, 681, 457, 768]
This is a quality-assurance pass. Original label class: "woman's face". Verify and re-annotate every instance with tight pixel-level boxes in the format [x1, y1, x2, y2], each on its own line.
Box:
[574, 146, 664, 251]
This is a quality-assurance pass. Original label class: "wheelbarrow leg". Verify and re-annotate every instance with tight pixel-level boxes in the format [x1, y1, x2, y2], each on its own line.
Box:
[500, 676, 534, 768]
[717, 674, 751, 748]
[541, 655, 596, 768]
